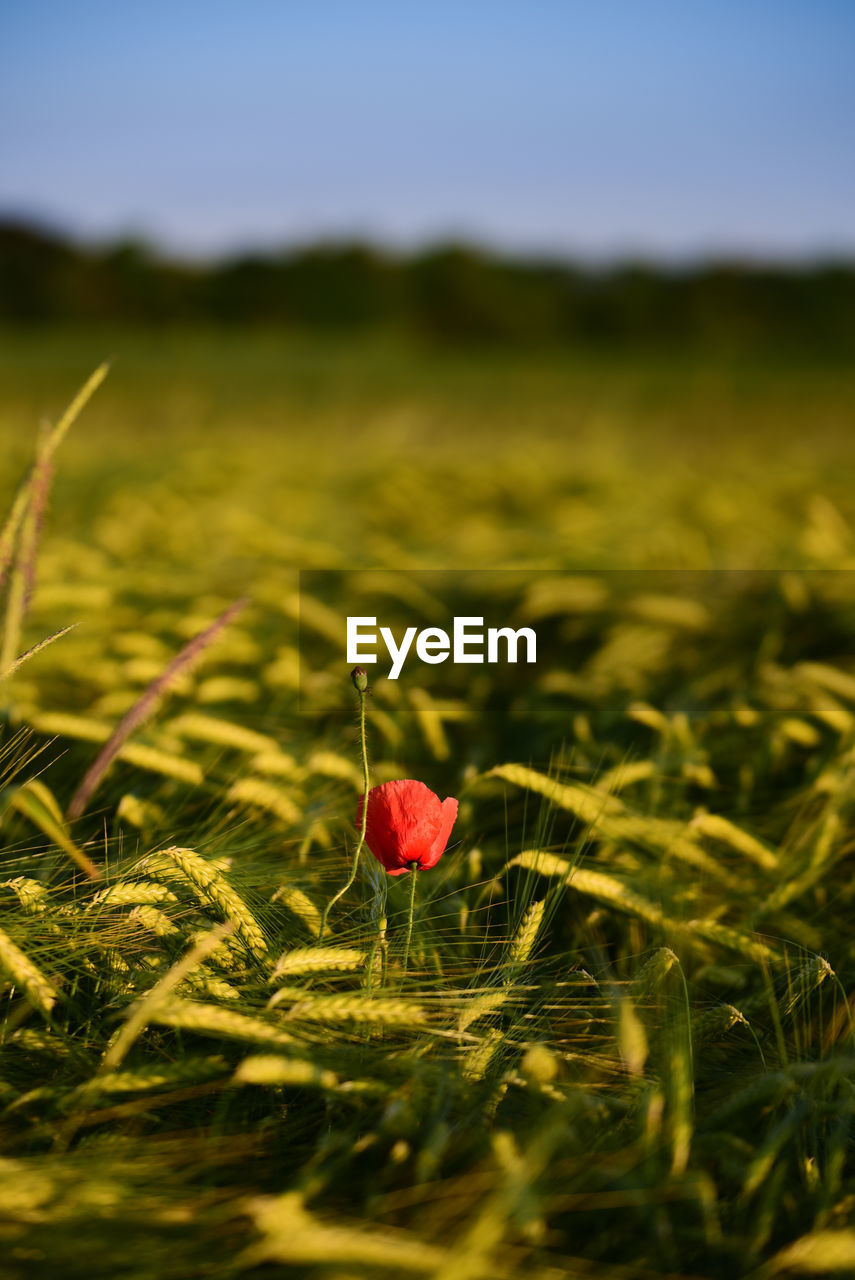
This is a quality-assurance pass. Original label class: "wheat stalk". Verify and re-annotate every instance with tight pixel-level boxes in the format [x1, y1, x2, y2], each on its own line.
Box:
[144, 846, 267, 957]
[463, 1027, 504, 1081]
[0, 925, 58, 1018]
[232, 1055, 338, 1089]
[146, 997, 297, 1048]
[507, 851, 668, 928]
[269, 990, 425, 1024]
[101, 921, 235, 1072]
[127, 904, 181, 938]
[690, 810, 779, 871]
[91, 881, 179, 909]
[1, 877, 49, 913]
[70, 1056, 229, 1104]
[169, 712, 278, 754]
[227, 777, 301, 826]
[116, 743, 204, 785]
[506, 898, 546, 970]
[271, 947, 366, 979]
[272, 885, 323, 938]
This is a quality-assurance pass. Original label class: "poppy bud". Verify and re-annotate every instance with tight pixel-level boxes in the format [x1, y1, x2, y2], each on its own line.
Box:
[351, 666, 369, 694]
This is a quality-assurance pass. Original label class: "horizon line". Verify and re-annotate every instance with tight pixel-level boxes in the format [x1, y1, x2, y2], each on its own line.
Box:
[4, 207, 855, 272]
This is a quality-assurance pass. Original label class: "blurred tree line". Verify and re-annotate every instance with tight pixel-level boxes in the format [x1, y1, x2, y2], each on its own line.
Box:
[2, 219, 854, 353]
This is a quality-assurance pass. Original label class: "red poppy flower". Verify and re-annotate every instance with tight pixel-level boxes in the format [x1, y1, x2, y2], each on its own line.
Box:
[356, 779, 458, 876]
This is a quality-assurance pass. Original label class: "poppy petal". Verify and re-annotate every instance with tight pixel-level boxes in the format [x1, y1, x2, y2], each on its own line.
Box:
[419, 796, 458, 869]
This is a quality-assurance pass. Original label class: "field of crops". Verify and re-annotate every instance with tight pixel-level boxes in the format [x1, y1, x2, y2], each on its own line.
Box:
[1, 330, 855, 1279]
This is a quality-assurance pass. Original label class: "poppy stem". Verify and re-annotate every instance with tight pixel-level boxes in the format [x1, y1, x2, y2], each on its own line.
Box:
[320, 686, 370, 942]
[402, 865, 418, 974]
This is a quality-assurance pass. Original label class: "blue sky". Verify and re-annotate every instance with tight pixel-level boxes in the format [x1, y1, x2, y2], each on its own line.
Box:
[2, 1, 854, 260]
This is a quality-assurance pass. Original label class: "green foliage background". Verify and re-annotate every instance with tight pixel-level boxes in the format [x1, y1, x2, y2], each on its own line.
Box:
[1, 331, 855, 1278]
[3, 220, 855, 355]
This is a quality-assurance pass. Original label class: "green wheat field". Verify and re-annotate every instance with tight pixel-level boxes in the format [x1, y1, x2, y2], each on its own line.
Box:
[1, 330, 855, 1279]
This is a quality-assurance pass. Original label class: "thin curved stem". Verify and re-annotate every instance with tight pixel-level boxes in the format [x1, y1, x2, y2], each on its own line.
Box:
[320, 690, 369, 941]
[403, 865, 418, 974]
